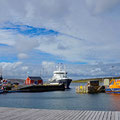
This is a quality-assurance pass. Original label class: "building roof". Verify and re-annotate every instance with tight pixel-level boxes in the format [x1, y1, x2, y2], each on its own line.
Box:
[28, 76, 42, 80]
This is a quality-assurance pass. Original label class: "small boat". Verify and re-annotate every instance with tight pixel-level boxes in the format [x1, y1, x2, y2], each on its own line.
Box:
[49, 64, 72, 89]
[105, 79, 120, 93]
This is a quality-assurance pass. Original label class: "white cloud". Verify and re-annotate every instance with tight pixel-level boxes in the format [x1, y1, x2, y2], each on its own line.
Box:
[85, 0, 120, 15]
[15, 36, 39, 52]
[22, 66, 28, 71]
[0, 30, 15, 46]
[0, 0, 120, 67]
[18, 53, 29, 59]
[0, 61, 120, 80]
[1, 62, 22, 69]
[42, 61, 55, 67]
[0, 62, 30, 79]
[0, 62, 24, 78]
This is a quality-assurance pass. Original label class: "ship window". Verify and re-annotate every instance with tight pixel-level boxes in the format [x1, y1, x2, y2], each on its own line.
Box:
[56, 73, 64, 74]
[110, 81, 114, 85]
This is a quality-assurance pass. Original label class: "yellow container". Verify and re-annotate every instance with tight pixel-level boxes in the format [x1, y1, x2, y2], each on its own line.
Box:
[80, 86, 83, 89]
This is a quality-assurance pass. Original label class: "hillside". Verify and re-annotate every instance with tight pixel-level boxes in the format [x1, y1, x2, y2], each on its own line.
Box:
[72, 76, 120, 83]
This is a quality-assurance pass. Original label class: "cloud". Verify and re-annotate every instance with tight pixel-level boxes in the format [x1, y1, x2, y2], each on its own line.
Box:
[1, 61, 120, 80]
[1, 22, 120, 64]
[0, 23, 85, 62]
[18, 53, 29, 59]
[42, 61, 55, 67]
[0, 29, 15, 46]
[0, 24, 86, 62]
[0, 62, 25, 78]
[0, 28, 40, 60]
[86, 0, 120, 15]
[0, 0, 70, 28]
[0, 0, 120, 68]
[15, 36, 39, 52]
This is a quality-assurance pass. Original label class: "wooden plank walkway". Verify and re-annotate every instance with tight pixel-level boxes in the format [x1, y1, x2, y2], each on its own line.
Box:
[0, 107, 119, 120]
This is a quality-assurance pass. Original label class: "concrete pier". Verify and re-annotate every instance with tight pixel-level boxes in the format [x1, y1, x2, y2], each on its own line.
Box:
[0, 107, 119, 120]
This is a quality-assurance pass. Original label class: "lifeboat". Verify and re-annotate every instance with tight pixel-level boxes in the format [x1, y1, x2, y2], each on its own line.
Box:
[105, 79, 120, 93]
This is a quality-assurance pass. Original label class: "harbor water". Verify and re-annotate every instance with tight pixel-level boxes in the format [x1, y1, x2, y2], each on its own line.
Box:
[0, 83, 120, 111]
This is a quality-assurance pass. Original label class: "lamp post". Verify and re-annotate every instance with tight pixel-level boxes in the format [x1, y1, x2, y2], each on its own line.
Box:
[111, 66, 114, 79]
[26, 71, 29, 77]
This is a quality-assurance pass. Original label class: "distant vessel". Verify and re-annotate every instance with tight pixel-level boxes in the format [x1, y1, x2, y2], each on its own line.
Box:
[105, 79, 120, 93]
[49, 64, 72, 89]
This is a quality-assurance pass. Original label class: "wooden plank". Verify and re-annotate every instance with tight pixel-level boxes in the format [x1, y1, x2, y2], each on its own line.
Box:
[90, 111, 99, 120]
[1, 109, 36, 120]
[76, 111, 87, 120]
[0, 107, 119, 120]
[118, 111, 120, 120]
[114, 112, 119, 120]
[84, 111, 94, 120]
[0, 108, 27, 118]
[23, 110, 53, 120]
[12, 109, 41, 120]
[99, 111, 105, 120]
[107, 111, 112, 120]
[63, 110, 80, 120]
[103, 111, 108, 120]
[57, 110, 74, 120]
[79, 111, 90, 120]
[53, 110, 70, 120]
[40, 110, 64, 120]
[34, 109, 66, 120]
[30, 109, 60, 120]
[71, 111, 84, 120]
[94, 111, 101, 120]
[87, 111, 98, 120]
[111, 111, 115, 120]
[56, 110, 73, 120]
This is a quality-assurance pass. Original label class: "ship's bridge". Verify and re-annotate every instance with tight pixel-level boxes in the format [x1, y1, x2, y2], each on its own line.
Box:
[53, 71, 67, 78]
[53, 71, 67, 74]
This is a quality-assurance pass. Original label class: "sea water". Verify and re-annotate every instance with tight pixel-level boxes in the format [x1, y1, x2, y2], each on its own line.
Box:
[0, 83, 120, 111]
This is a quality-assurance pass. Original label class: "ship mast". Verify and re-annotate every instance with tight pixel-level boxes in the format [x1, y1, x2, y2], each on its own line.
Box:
[0, 66, 3, 80]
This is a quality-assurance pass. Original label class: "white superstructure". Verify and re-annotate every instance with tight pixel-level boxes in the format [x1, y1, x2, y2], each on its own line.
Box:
[49, 64, 72, 88]
[50, 71, 68, 82]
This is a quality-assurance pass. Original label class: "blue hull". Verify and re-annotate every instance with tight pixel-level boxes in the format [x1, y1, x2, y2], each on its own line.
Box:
[105, 88, 120, 93]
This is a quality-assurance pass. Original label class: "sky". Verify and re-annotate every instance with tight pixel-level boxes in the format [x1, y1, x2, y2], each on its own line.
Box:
[0, 0, 120, 80]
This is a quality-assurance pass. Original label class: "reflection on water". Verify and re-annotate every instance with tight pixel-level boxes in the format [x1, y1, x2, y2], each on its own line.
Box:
[0, 83, 120, 111]
[109, 94, 120, 110]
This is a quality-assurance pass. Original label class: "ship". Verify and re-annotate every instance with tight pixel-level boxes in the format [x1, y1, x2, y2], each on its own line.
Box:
[49, 64, 72, 89]
[105, 79, 120, 93]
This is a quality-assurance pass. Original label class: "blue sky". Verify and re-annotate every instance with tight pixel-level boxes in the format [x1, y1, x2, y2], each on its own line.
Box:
[0, 23, 86, 64]
[0, 0, 120, 79]
[0, 23, 61, 64]
[1, 24, 59, 37]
